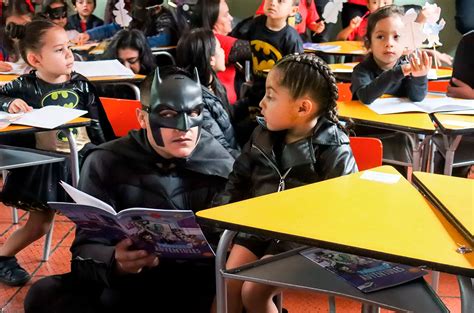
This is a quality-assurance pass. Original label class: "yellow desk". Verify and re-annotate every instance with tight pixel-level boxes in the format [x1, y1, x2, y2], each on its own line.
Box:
[198, 166, 473, 312]
[199, 166, 473, 274]
[338, 100, 436, 170]
[413, 172, 473, 246]
[413, 171, 474, 313]
[431, 113, 474, 175]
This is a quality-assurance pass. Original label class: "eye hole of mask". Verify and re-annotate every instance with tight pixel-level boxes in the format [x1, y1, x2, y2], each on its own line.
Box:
[47, 7, 68, 19]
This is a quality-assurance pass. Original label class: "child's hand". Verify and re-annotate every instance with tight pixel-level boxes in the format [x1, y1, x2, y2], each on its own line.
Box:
[408, 50, 432, 77]
[349, 16, 362, 30]
[114, 238, 159, 275]
[0, 61, 13, 72]
[313, 20, 325, 34]
[447, 78, 474, 99]
[8, 99, 33, 113]
[72, 33, 90, 46]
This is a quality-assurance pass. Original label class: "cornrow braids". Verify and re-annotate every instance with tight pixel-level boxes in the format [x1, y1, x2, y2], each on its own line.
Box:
[273, 53, 348, 134]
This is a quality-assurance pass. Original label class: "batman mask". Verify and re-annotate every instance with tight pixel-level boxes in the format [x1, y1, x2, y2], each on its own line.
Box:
[146, 68, 204, 146]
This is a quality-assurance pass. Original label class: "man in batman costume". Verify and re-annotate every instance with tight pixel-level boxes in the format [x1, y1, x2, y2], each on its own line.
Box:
[24, 68, 235, 313]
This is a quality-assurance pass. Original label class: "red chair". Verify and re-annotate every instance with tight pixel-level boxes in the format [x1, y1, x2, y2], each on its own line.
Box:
[337, 82, 352, 101]
[100, 97, 141, 137]
[428, 80, 450, 93]
[349, 137, 383, 170]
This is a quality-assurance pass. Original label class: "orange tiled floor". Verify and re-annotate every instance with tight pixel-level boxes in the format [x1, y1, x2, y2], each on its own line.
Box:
[0, 202, 462, 313]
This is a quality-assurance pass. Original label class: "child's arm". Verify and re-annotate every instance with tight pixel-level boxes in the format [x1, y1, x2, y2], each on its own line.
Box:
[351, 63, 408, 104]
[0, 78, 34, 112]
[318, 142, 358, 180]
[336, 16, 362, 41]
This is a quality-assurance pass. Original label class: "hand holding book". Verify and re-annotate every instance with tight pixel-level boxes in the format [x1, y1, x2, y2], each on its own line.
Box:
[115, 238, 160, 275]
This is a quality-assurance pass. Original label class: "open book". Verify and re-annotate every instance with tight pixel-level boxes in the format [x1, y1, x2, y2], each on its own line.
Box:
[368, 97, 474, 115]
[0, 106, 87, 129]
[301, 248, 427, 293]
[48, 182, 214, 259]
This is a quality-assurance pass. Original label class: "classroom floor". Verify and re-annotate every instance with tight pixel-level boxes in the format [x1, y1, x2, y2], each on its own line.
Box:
[0, 203, 462, 313]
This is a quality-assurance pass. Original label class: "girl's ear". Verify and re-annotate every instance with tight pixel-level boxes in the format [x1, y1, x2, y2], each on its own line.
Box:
[210, 55, 216, 69]
[26, 52, 41, 68]
[296, 98, 314, 117]
[136, 108, 147, 129]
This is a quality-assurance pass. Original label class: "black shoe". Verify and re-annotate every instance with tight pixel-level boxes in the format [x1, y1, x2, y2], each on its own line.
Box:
[0, 256, 31, 286]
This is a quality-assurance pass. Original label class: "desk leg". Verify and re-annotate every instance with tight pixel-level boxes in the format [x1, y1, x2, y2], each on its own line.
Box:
[62, 129, 79, 187]
[458, 276, 474, 313]
[442, 135, 462, 176]
[361, 304, 380, 313]
[409, 134, 432, 173]
[216, 230, 237, 313]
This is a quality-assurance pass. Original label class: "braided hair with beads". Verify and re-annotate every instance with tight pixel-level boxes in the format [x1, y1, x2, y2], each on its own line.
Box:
[272, 53, 348, 134]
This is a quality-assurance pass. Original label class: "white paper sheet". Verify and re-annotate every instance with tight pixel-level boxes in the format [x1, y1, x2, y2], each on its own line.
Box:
[0, 62, 29, 75]
[73, 60, 134, 77]
[9, 106, 87, 129]
[60, 181, 116, 214]
[367, 97, 474, 114]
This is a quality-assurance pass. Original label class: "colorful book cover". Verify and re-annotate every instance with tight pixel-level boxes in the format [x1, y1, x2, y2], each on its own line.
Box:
[301, 248, 427, 293]
[48, 182, 214, 259]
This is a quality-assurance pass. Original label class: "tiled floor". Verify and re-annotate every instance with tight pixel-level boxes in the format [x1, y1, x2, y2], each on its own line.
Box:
[0, 203, 462, 313]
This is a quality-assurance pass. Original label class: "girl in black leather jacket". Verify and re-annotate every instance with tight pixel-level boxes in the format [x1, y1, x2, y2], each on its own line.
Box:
[0, 20, 112, 287]
[215, 53, 358, 313]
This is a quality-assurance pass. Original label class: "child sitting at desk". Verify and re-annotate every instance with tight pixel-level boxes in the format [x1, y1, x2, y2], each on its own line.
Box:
[67, 0, 104, 33]
[0, 20, 112, 287]
[214, 53, 357, 313]
[350, 5, 431, 173]
[351, 5, 431, 104]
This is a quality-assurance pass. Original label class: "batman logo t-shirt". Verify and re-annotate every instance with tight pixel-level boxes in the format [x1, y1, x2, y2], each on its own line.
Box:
[35, 89, 90, 153]
[245, 15, 303, 79]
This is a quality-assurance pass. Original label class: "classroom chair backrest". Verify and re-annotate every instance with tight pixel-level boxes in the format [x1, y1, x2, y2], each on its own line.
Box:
[349, 137, 383, 171]
[337, 82, 352, 101]
[100, 97, 141, 137]
[428, 80, 449, 93]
